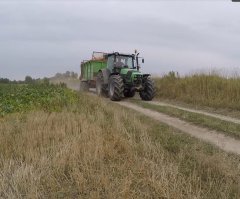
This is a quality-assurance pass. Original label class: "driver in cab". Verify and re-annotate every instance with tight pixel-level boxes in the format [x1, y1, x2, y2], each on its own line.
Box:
[116, 57, 126, 68]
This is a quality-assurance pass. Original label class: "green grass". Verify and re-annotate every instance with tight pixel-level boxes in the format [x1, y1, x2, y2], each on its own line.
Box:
[131, 99, 240, 140]
[154, 72, 240, 110]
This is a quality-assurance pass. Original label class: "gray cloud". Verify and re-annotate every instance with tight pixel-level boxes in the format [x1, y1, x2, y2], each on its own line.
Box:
[0, 0, 240, 80]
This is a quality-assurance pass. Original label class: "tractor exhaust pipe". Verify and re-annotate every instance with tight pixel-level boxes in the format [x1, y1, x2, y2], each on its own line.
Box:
[136, 52, 140, 71]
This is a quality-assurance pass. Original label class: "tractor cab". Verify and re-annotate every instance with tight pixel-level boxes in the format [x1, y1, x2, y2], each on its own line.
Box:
[106, 53, 135, 73]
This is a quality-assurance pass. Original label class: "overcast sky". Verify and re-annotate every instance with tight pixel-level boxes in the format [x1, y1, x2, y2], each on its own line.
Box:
[0, 0, 240, 80]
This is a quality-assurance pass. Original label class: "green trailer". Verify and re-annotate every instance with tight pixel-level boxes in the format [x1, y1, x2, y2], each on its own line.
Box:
[80, 56, 107, 90]
[80, 51, 155, 101]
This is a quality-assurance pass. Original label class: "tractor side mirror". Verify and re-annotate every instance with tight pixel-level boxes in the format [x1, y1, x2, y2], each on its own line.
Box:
[142, 59, 144, 63]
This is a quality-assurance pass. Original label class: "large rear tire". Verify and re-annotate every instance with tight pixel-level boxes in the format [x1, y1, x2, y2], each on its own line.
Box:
[108, 75, 124, 101]
[96, 72, 107, 97]
[80, 81, 89, 92]
[140, 78, 155, 101]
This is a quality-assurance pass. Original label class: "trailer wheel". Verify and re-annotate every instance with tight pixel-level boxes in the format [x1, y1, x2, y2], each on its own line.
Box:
[80, 81, 89, 92]
[108, 75, 124, 101]
[96, 72, 107, 97]
[139, 78, 155, 101]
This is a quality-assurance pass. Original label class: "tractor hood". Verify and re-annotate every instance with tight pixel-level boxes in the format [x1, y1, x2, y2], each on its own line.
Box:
[120, 68, 147, 84]
[120, 68, 142, 76]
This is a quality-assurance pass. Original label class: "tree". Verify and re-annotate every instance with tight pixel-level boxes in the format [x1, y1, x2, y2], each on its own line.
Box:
[0, 78, 10, 83]
[71, 72, 78, 79]
[55, 73, 62, 78]
[65, 71, 71, 78]
[25, 76, 33, 84]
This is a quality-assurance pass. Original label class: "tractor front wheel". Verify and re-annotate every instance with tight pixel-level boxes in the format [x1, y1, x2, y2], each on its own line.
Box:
[140, 78, 155, 101]
[108, 75, 124, 101]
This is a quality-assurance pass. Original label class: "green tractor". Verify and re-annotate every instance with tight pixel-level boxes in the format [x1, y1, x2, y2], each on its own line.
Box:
[80, 51, 155, 101]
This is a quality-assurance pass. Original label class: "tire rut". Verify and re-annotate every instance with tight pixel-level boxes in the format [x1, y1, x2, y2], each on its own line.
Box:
[148, 101, 240, 124]
[117, 101, 240, 155]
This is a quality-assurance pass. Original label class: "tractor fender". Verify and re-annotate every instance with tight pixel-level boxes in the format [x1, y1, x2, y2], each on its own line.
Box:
[100, 69, 111, 84]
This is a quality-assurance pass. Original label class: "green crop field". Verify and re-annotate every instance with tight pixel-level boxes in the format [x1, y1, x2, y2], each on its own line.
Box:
[0, 83, 78, 116]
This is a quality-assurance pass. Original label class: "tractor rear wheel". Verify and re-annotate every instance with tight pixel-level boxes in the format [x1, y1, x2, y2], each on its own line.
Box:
[108, 75, 124, 101]
[140, 78, 155, 101]
[124, 90, 135, 98]
[80, 81, 89, 92]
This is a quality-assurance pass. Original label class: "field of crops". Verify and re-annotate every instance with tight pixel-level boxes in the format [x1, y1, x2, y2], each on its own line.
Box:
[0, 83, 78, 116]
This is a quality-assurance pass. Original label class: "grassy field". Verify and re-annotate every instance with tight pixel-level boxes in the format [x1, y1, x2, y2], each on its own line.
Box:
[154, 72, 240, 110]
[0, 84, 240, 198]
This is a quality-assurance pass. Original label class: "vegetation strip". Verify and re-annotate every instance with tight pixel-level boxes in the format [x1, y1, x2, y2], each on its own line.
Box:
[119, 101, 240, 155]
[154, 72, 240, 110]
[149, 101, 240, 124]
[132, 99, 240, 140]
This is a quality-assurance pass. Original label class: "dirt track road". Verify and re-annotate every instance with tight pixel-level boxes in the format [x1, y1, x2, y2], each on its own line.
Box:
[66, 81, 240, 155]
[148, 101, 240, 124]
[117, 101, 240, 155]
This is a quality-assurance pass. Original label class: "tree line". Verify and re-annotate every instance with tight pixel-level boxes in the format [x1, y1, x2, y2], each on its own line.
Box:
[0, 76, 49, 84]
[0, 71, 79, 84]
[54, 71, 78, 79]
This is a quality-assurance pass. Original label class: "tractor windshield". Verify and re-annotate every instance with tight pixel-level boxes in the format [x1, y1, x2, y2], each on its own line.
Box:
[115, 56, 134, 69]
[107, 54, 134, 71]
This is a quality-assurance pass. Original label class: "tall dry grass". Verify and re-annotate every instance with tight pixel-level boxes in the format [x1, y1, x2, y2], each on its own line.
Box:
[155, 71, 240, 110]
[0, 93, 239, 198]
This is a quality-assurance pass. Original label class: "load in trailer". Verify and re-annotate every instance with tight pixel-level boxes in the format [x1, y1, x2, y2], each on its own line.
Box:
[80, 51, 155, 101]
